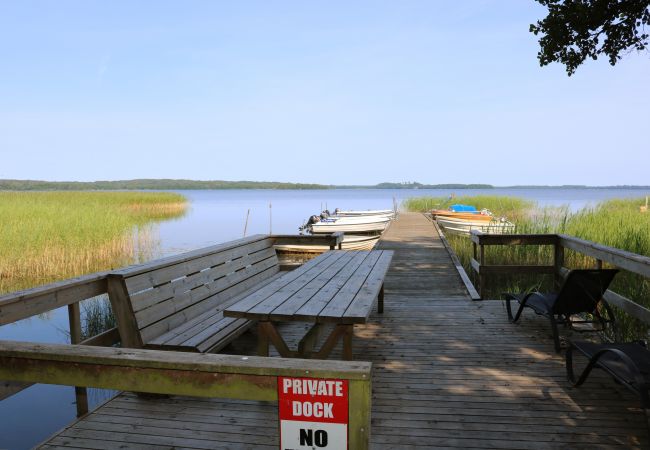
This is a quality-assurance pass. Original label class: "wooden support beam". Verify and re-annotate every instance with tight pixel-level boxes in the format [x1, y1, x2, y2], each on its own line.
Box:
[68, 303, 89, 417]
[471, 232, 558, 246]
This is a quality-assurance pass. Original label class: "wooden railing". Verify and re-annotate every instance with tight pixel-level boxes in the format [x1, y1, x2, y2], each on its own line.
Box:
[0, 341, 372, 449]
[0, 233, 371, 448]
[0, 233, 345, 407]
[469, 231, 650, 325]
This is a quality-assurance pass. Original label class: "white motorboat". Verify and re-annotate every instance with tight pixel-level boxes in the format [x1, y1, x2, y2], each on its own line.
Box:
[275, 234, 381, 254]
[302, 215, 391, 234]
[436, 216, 515, 236]
[333, 208, 396, 219]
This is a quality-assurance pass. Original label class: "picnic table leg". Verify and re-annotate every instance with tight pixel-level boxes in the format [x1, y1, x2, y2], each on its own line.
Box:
[259, 321, 293, 357]
[257, 322, 269, 357]
[378, 284, 385, 314]
[298, 323, 322, 358]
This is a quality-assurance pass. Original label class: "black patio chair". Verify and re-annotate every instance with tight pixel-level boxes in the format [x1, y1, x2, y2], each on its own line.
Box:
[503, 269, 618, 352]
[567, 340, 650, 434]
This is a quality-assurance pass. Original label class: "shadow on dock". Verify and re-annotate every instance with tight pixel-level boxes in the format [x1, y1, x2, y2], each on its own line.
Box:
[37, 213, 647, 449]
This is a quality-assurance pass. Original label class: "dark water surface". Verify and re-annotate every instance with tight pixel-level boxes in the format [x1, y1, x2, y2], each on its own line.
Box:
[1, 188, 647, 449]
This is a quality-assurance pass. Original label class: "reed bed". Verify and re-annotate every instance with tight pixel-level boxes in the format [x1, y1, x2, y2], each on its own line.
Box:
[406, 195, 650, 339]
[0, 191, 187, 293]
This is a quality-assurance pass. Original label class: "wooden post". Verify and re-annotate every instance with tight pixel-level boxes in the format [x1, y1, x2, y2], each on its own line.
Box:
[348, 377, 372, 450]
[243, 209, 250, 237]
[554, 243, 565, 290]
[478, 244, 480, 300]
[596, 259, 603, 270]
[68, 303, 89, 417]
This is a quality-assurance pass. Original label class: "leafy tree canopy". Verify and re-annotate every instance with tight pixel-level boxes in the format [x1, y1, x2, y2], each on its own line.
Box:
[530, 0, 650, 75]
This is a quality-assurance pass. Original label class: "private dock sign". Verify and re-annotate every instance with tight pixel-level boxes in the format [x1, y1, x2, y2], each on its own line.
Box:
[278, 377, 348, 450]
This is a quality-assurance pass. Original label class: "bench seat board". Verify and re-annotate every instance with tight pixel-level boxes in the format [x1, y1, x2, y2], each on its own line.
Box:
[148, 272, 285, 351]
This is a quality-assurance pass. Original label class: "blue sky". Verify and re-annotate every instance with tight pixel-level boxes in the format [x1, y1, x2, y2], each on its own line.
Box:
[1, 1, 648, 185]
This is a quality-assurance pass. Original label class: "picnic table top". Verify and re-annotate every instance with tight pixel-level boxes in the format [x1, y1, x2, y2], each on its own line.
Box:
[224, 250, 393, 324]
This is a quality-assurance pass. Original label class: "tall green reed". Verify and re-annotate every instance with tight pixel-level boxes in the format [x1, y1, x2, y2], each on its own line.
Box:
[406, 195, 650, 339]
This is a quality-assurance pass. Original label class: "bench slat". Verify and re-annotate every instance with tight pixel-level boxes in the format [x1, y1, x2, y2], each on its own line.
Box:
[152, 272, 286, 347]
[134, 254, 278, 330]
[125, 238, 274, 294]
[113, 235, 268, 278]
[139, 263, 280, 344]
[131, 246, 277, 315]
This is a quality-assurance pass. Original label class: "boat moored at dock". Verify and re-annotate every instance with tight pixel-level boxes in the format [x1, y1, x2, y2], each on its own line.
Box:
[306, 215, 392, 234]
[436, 215, 515, 235]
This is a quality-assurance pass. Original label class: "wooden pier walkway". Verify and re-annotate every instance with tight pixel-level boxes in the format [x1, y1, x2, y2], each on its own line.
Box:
[39, 213, 647, 449]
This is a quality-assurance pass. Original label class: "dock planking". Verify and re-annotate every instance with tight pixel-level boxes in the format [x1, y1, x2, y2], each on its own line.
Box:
[38, 212, 647, 449]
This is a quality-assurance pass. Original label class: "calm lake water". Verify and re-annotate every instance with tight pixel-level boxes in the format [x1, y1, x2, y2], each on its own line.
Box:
[1, 187, 648, 449]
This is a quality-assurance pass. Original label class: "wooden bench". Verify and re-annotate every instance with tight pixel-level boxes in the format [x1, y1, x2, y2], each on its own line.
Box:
[107, 235, 283, 353]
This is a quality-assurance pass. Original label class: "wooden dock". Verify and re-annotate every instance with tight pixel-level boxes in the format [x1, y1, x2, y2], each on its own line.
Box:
[38, 213, 647, 449]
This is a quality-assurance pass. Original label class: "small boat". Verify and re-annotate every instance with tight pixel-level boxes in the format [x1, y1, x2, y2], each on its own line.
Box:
[275, 234, 381, 254]
[431, 210, 493, 221]
[334, 208, 396, 219]
[436, 216, 515, 235]
[430, 204, 492, 221]
[304, 215, 392, 234]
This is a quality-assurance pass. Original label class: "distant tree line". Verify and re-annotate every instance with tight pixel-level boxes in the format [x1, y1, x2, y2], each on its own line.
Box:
[0, 179, 330, 191]
[1, 179, 647, 191]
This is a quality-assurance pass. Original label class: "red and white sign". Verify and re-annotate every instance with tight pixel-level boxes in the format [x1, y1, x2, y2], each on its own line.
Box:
[278, 376, 348, 450]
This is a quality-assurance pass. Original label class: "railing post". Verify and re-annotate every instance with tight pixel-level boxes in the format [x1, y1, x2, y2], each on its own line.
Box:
[68, 303, 89, 417]
[348, 377, 372, 450]
[478, 244, 480, 300]
[554, 241, 565, 290]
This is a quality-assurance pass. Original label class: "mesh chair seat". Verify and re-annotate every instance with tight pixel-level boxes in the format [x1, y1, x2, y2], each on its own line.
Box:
[503, 269, 618, 352]
[571, 341, 650, 388]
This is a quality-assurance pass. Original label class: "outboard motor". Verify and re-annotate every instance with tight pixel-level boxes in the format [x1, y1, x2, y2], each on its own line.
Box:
[320, 211, 329, 219]
[299, 215, 321, 233]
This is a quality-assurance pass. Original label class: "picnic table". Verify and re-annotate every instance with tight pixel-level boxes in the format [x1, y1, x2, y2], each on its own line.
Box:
[224, 250, 393, 360]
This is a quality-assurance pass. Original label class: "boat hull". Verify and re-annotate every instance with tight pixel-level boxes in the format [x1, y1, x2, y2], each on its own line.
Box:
[430, 210, 493, 221]
[310, 220, 390, 233]
[275, 235, 381, 254]
[436, 217, 515, 235]
[335, 209, 395, 219]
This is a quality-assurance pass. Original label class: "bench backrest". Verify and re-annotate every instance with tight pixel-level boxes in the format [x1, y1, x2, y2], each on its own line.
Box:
[108, 235, 279, 348]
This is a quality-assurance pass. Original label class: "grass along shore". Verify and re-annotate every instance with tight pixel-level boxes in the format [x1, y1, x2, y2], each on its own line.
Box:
[405, 195, 650, 340]
[0, 191, 187, 293]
